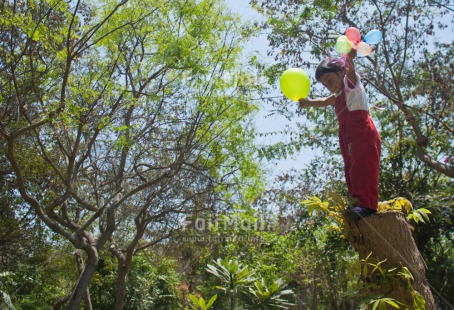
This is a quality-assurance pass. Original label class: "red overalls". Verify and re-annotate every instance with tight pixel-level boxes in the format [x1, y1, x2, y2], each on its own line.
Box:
[335, 92, 381, 211]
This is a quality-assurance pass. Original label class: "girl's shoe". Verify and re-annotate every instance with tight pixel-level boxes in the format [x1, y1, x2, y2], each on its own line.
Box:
[344, 206, 376, 219]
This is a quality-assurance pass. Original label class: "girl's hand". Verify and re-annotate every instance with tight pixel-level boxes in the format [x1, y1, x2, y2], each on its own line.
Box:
[348, 48, 357, 60]
[298, 98, 311, 108]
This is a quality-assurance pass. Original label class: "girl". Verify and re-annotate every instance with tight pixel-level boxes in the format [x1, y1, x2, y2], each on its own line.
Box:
[299, 50, 381, 219]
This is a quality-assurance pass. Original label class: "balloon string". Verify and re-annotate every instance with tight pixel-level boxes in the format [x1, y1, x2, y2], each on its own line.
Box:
[250, 95, 285, 101]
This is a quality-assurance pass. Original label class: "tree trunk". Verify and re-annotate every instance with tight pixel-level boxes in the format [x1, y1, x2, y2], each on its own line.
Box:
[65, 247, 98, 310]
[114, 261, 128, 310]
[54, 250, 95, 310]
[112, 218, 146, 310]
[0, 290, 15, 310]
[311, 270, 318, 310]
[345, 211, 436, 309]
[74, 251, 93, 310]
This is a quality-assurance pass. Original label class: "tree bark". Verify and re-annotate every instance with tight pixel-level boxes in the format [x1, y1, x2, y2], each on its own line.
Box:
[311, 270, 318, 310]
[65, 246, 98, 310]
[0, 290, 15, 310]
[53, 295, 70, 310]
[74, 251, 93, 310]
[114, 258, 128, 310]
[111, 215, 149, 310]
[345, 211, 436, 309]
[54, 250, 94, 310]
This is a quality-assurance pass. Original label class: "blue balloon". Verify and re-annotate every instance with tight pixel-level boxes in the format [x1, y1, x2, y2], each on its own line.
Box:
[364, 29, 382, 45]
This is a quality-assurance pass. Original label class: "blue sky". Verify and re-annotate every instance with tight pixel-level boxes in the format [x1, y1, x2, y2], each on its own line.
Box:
[226, 0, 318, 178]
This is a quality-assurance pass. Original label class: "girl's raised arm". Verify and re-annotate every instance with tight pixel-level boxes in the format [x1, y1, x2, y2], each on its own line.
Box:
[345, 49, 358, 88]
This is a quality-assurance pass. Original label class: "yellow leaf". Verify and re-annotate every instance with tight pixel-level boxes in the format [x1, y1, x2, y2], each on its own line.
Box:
[395, 197, 412, 213]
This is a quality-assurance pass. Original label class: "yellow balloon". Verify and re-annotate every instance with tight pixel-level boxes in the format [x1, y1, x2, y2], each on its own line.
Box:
[335, 36, 353, 54]
[337, 35, 350, 43]
[280, 68, 311, 102]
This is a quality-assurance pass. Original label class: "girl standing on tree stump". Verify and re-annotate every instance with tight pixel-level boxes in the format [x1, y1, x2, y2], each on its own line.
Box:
[299, 49, 381, 219]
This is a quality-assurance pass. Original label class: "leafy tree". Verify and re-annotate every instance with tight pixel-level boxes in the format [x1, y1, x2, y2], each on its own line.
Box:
[0, 0, 262, 308]
[1, 164, 77, 309]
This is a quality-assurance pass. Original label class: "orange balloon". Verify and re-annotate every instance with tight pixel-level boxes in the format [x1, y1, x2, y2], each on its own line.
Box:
[357, 42, 372, 56]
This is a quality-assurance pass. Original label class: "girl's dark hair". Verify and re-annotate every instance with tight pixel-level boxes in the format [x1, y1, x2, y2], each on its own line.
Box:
[315, 58, 342, 82]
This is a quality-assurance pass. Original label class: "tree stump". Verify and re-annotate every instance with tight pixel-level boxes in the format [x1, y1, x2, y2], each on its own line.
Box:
[345, 211, 436, 309]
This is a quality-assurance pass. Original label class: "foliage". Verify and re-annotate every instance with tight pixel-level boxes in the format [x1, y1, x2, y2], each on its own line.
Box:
[248, 278, 294, 309]
[377, 197, 413, 214]
[377, 197, 432, 224]
[301, 195, 434, 233]
[300, 193, 349, 235]
[247, 171, 361, 308]
[407, 208, 431, 224]
[204, 258, 294, 310]
[362, 296, 403, 310]
[0, 0, 262, 307]
[188, 294, 217, 310]
[298, 195, 438, 308]
[89, 252, 182, 310]
[206, 258, 257, 309]
[1, 243, 77, 309]
[206, 258, 257, 294]
[412, 193, 454, 308]
[175, 196, 361, 309]
[359, 253, 426, 309]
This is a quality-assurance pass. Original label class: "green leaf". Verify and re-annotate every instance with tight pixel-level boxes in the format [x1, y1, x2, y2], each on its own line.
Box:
[413, 211, 425, 223]
[301, 195, 330, 215]
[116, 125, 128, 131]
[199, 297, 206, 309]
[386, 299, 400, 308]
[32, 29, 42, 41]
[189, 294, 200, 305]
[419, 208, 431, 222]
[371, 300, 379, 310]
[413, 291, 426, 309]
[206, 294, 217, 308]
